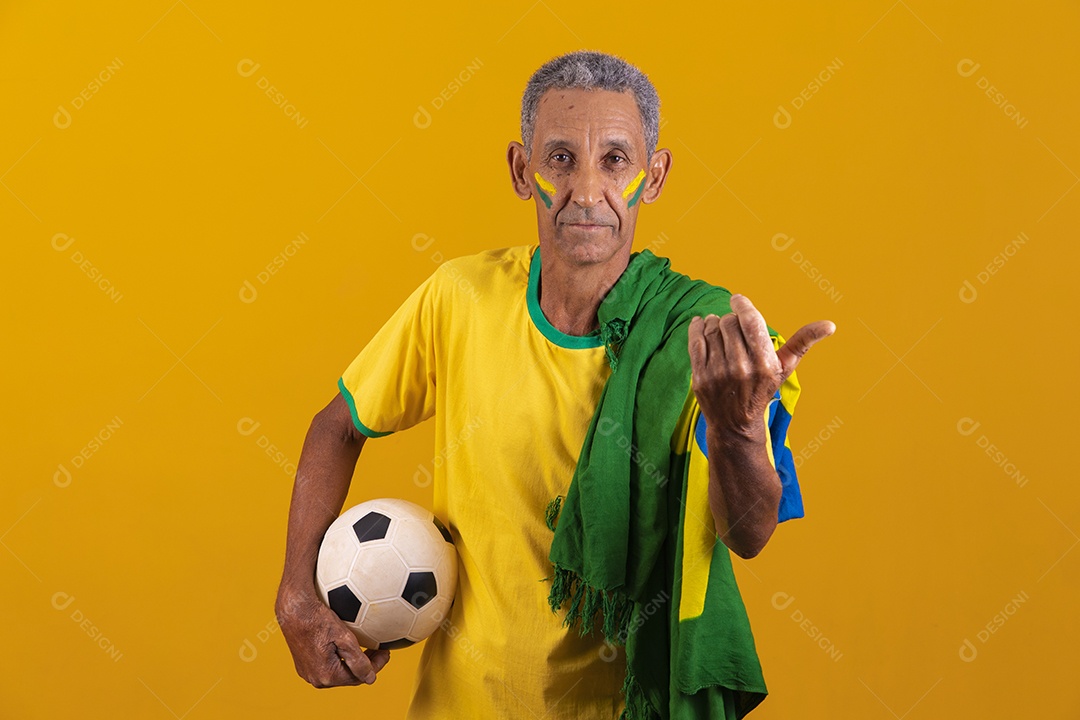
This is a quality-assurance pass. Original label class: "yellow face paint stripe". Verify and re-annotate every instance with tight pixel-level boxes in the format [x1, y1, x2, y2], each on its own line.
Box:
[622, 169, 646, 201]
[534, 172, 556, 196]
[533, 172, 556, 209]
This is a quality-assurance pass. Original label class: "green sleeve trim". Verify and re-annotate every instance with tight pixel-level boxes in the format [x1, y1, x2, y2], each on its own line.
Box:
[337, 377, 393, 438]
[526, 245, 605, 349]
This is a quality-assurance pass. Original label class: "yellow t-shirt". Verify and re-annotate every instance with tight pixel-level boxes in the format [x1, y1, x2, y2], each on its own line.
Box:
[336, 244, 800, 719]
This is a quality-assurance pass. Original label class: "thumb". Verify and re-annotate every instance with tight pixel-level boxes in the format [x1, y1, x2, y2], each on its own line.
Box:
[366, 647, 391, 674]
[334, 632, 375, 684]
[777, 320, 836, 379]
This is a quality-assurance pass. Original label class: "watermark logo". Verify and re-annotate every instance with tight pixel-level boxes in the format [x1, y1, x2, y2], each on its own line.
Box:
[51, 591, 123, 662]
[413, 58, 484, 129]
[958, 231, 1028, 303]
[957, 59, 1028, 130]
[410, 233, 481, 303]
[414, 415, 484, 488]
[434, 603, 484, 663]
[237, 59, 309, 129]
[792, 416, 843, 469]
[774, 58, 843, 129]
[642, 231, 668, 256]
[957, 417, 1027, 487]
[772, 233, 842, 303]
[772, 591, 843, 661]
[597, 417, 669, 488]
[239, 232, 309, 303]
[959, 590, 1029, 662]
[51, 233, 123, 303]
[239, 615, 281, 662]
[599, 589, 670, 662]
[54, 58, 124, 129]
[238, 417, 297, 478]
[54, 415, 124, 487]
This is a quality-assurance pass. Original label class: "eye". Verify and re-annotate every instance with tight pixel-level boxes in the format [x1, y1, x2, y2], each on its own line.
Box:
[552, 153, 571, 163]
[608, 155, 627, 165]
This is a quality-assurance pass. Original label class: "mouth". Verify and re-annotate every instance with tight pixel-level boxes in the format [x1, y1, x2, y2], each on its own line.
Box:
[567, 223, 611, 231]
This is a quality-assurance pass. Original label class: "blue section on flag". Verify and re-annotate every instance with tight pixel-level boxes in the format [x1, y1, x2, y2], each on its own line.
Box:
[693, 388, 804, 522]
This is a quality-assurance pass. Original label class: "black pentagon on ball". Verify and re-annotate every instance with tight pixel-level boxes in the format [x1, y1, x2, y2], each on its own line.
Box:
[327, 585, 362, 623]
[431, 515, 453, 543]
[353, 511, 391, 543]
[381, 637, 417, 650]
[402, 571, 438, 609]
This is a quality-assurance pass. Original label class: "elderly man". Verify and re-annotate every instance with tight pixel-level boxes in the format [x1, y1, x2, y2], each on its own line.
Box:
[276, 50, 834, 719]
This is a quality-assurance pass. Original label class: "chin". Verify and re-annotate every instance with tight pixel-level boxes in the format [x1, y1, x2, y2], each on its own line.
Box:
[552, 230, 626, 266]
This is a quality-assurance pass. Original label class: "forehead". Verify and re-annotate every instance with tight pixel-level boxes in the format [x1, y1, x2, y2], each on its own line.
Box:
[533, 87, 644, 149]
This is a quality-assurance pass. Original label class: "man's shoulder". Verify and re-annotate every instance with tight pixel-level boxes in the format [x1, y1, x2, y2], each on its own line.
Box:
[643, 253, 733, 314]
[433, 244, 535, 294]
[657, 255, 731, 296]
[440, 244, 534, 272]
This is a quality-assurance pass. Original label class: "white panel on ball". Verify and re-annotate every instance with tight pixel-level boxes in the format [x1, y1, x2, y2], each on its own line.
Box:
[315, 498, 458, 650]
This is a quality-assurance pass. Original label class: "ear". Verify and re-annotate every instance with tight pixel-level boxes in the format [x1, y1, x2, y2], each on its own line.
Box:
[507, 141, 532, 201]
[640, 148, 673, 205]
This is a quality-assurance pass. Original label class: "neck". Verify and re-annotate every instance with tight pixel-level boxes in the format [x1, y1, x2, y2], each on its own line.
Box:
[537, 243, 632, 337]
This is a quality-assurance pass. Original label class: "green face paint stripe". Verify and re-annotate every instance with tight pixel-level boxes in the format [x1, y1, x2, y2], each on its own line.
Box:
[534, 179, 553, 208]
[627, 180, 646, 208]
[534, 172, 556, 208]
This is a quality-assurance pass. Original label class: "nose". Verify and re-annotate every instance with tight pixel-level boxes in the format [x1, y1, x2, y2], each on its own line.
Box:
[572, 162, 605, 209]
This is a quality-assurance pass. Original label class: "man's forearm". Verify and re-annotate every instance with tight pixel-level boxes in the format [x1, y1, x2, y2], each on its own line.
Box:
[704, 426, 782, 560]
[277, 410, 365, 603]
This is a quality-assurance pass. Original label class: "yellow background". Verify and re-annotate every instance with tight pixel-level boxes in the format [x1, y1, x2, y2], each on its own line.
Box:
[4, 1, 1077, 717]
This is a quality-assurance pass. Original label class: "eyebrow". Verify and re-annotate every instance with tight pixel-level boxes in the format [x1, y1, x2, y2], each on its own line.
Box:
[542, 137, 633, 155]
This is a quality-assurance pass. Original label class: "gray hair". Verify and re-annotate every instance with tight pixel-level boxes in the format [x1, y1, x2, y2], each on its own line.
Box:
[520, 50, 660, 162]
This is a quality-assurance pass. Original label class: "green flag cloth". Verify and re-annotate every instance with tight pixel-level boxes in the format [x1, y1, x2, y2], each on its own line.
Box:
[543, 248, 779, 719]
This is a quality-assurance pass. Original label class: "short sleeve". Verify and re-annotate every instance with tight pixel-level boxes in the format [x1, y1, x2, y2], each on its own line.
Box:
[689, 331, 805, 523]
[336, 266, 443, 438]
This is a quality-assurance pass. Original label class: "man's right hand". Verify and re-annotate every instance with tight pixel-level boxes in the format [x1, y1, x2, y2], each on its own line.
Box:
[276, 589, 391, 688]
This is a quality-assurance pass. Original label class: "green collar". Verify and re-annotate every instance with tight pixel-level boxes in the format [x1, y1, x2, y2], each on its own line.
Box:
[527, 244, 672, 363]
[526, 245, 604, 349]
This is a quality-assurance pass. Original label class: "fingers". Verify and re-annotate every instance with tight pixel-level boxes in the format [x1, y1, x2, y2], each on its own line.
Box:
[694, 295, 833, 382]
[776, 319, 836, 379]
[690, 313, 730, 375]
[729, 294, 774, 367]
[333, 634, 376, 685]
[718, 312, 750, 375]
[688, 316, 708, 372]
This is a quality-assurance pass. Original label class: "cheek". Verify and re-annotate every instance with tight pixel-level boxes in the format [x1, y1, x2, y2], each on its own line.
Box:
[533, 172, 557, 209]
[622, 169, 647, 208]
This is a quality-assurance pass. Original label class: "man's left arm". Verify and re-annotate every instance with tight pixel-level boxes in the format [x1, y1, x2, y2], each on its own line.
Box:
[688, 294, 835, 560]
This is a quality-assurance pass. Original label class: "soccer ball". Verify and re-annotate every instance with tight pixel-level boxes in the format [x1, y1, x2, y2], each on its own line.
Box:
[316, 498, 458, 650]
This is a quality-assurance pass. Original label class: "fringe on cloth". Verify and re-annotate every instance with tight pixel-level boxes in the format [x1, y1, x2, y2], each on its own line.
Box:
[598, 317, 629, 372]
[542, 494, 659, 720]
[544, 494, 563, 532]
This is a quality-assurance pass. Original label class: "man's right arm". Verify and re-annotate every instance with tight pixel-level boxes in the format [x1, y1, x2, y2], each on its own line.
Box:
[274, 391, 391, 687]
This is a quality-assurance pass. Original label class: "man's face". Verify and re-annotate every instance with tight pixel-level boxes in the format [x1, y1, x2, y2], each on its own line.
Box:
[508, 87, 670, 267]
